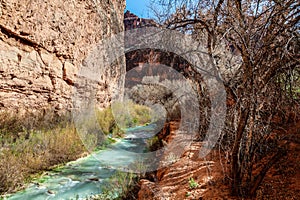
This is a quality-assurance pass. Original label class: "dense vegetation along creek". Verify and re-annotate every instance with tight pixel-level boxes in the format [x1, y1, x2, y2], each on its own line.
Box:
[5, 124, 158, 200]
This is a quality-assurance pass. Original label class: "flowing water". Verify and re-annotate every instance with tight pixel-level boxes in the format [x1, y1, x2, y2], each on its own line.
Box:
[5, 124, 158, 200]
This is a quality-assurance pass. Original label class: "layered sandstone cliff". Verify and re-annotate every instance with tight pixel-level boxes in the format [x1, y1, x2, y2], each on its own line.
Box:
[0, 0, 126, 113]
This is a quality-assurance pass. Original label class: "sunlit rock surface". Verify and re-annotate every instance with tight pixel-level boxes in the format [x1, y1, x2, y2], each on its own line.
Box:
[0, 0, 126, 113]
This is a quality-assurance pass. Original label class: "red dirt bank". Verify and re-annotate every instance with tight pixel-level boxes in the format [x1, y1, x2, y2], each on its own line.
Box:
[137, 120, 300, 199]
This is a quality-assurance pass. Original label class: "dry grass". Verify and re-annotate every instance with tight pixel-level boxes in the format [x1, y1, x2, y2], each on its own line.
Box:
[0, 111, 86, 194]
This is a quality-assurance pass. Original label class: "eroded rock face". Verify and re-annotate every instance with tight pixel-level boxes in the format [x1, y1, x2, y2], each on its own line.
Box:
[0, 0, 126, 113]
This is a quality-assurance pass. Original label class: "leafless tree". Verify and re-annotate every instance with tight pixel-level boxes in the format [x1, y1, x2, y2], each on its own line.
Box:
[150, 0, 299, 197]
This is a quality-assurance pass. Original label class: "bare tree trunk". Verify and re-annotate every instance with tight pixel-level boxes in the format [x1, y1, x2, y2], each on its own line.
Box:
[231, 105, 250, 195]
[249, 149, 287, 197]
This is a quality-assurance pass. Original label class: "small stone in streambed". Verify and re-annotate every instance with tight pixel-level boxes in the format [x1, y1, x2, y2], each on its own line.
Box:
[47, 190, 55, 195]
[88, 177, 99, 181]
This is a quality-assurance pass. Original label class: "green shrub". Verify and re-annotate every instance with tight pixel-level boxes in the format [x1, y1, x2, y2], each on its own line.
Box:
[95, 170, 137, 200]
[95, 137, 117, 151]
[96, 107, 115, 135]
[96, 101, 152, 133]
[146, 136, 160, 151]
[188, 177, 199, 189]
